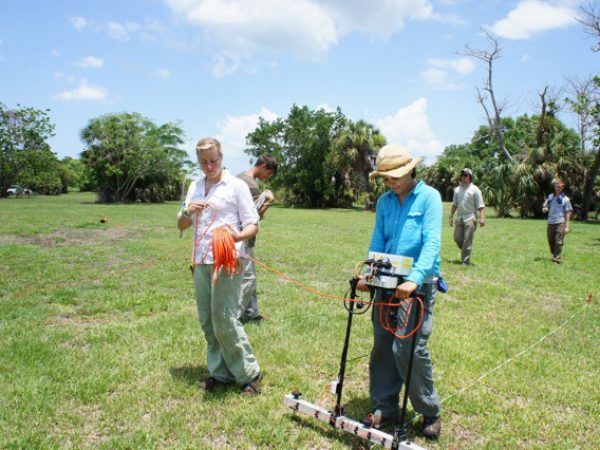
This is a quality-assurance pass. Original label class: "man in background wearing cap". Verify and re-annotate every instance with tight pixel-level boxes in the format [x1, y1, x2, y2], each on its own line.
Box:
[449, 168, 485, 265]
[357, 144, 442, 439]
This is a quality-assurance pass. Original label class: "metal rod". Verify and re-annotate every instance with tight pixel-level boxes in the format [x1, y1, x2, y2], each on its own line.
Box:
[396, 296, 421, 444]
[332, 277, 359, 422]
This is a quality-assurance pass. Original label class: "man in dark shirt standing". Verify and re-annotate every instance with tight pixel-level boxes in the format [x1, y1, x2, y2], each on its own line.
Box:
[237, 155, 278, 322]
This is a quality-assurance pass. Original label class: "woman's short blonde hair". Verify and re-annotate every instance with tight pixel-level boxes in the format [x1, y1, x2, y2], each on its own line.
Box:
[196, 137, 222, 156]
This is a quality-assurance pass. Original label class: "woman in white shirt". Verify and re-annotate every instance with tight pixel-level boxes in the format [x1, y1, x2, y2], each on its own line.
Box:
[177, 137, 262, 394]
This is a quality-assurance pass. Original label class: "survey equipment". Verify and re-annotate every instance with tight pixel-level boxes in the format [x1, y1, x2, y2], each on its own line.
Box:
[283, 253, 427, 449]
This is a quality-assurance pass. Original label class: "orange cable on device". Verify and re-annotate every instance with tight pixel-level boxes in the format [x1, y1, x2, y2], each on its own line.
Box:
[247, 255, 424, 338]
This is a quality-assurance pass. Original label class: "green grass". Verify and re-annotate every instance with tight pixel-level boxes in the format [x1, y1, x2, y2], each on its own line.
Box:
[1, 192, 598, 449]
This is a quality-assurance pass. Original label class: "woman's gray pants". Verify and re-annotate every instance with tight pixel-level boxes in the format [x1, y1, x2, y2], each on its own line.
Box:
[368, 282, 441, 419]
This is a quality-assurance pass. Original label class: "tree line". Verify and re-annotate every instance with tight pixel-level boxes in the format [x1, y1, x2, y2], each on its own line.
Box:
[2, 94, 598, 217]
[0, 106, 190, 202]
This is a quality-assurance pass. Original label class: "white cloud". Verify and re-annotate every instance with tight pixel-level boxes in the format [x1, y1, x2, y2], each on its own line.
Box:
[321, 0, 433, 38]
[427, 57, 474, 74]
[164, 0, 435, 74]
[156, 67, 171, 78]
[52, 79, 108, 102]
[489, 0, 579, 40]
[521, 54, 530, 63]
[211, 53, 242, 78]
[431, 12, 468, 26]
[107, 22, 129, 40]
[167, 0, 338, 60]
[421, 57, 473, 90]
[50, 49, 61, 57]
[421, 67, 463, 90]
[215, 107, 278, 171]
[54, 71, 76, 83]
[107, 21, 141, 41]
[75, 56, 104, 68]
[315, 102, 336, 113]
[69, 16, 88, 30]
[374, 98, 443, 164]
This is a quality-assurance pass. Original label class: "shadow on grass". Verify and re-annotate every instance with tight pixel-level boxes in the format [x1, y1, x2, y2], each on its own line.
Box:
[343, 396, 427, 443]
[288, 415, 372, 449]
[578, 219, 600, 226]
[442, 257, 474, 266]
[169, 364, 209, 386]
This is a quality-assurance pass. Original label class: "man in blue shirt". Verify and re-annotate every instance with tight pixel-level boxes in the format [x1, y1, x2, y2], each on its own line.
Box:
[358, 144, 442, 439]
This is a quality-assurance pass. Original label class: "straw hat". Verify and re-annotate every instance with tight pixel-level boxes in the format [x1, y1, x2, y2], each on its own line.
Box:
[369, 144, 424, 180]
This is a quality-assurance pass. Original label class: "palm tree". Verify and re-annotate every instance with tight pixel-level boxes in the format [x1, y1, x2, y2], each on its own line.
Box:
[331, 119, 386, 207]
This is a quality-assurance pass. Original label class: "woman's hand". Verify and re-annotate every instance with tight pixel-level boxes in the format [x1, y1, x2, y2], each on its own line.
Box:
[187, 200, 211, 215]
[226, 224, 258, 243]
[395, 281, 418, 299]
[227, 227, 243, 243]
[356, 275, 370, 292]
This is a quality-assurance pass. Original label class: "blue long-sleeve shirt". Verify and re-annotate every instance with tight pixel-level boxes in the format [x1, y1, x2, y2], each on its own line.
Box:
[368, 180, 442, 287]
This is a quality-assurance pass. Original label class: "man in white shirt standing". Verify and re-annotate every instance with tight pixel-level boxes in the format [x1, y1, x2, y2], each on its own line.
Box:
[449, 168, 486, 265]
[542, 179, 572, 264]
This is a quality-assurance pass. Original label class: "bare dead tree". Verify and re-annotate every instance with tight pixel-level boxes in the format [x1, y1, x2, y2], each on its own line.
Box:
[573, 3, 600, 220]
[533, 85, 564, 151]
[565, 75, 597, 154]
[536, 86, 550, 150]
[578, 2, 600, 51]
[458, 30, 514, 162]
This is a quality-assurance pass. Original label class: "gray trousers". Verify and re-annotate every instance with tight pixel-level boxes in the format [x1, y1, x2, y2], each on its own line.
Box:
[369, 283, 441, 419]
[239, 247, 260, 320]
[194, 264, 260, 385]
[453, 219, 477, 264]
[547, 223, 565, 262]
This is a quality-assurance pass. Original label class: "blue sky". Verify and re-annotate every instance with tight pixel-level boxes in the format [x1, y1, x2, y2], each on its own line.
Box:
[1, 0, 596, 174]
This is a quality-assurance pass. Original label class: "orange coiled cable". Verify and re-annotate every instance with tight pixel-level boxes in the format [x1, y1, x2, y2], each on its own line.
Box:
[211, 226, 239, 283]
[379, 295, 424, 339]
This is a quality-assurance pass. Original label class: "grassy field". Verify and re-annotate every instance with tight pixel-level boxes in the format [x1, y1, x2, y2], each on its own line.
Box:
[1, 192, 598, 449]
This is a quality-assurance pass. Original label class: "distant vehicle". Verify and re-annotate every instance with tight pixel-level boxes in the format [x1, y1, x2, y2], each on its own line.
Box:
[6, 185, 32, 196]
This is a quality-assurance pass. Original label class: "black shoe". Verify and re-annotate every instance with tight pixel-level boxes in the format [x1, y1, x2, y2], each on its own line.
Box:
[202, 377, 230, 392]
[422, 416, 441, 439]
[240, 314, 266, 324]
[240, 372, 262, 395]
